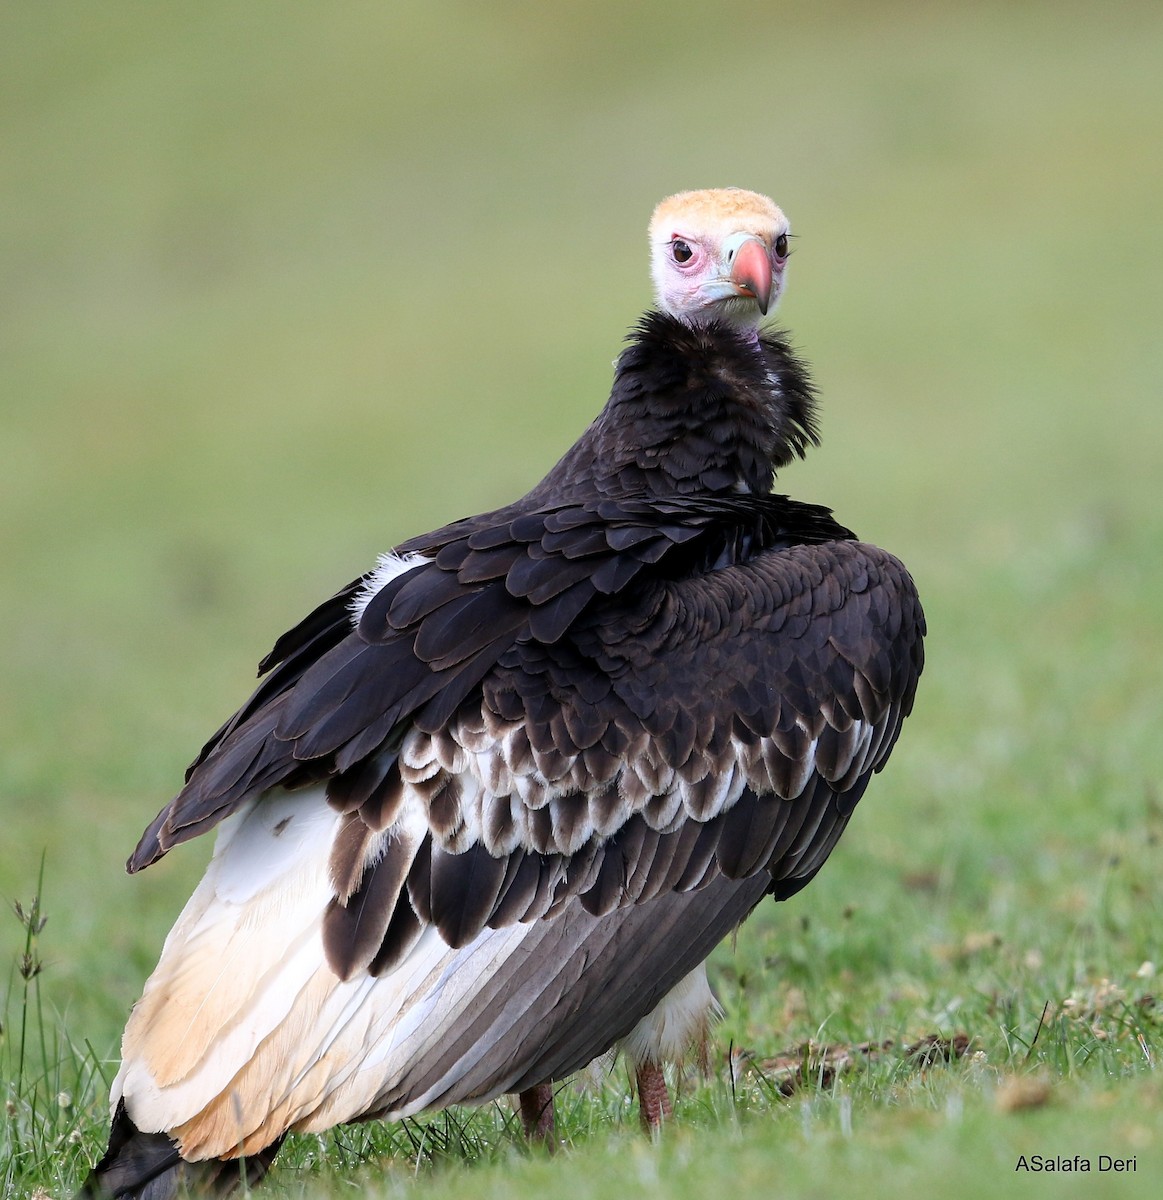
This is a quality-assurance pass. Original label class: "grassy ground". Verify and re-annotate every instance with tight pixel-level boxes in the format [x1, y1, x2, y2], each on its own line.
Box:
[2, 0, 1161, 1195]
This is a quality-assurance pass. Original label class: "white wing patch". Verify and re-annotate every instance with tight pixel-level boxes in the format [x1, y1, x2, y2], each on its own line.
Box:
[348, 552, 429, 625]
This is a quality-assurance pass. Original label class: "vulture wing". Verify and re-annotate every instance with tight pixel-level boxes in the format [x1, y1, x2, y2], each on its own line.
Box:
[112, 494, 922, 1159]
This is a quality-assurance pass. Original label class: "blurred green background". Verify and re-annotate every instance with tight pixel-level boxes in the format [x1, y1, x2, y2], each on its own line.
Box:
[2, 0, 1162, 1191]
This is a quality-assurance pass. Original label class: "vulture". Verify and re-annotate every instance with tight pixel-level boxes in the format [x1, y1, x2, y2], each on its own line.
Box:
[80, 187, 925, 1198]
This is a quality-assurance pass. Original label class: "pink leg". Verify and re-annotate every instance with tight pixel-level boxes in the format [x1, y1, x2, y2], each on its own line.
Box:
[518, 1083, 555, 1142]
[636, 1061, 673, 1131]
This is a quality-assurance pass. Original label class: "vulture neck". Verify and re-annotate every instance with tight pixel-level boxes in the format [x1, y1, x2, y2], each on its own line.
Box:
[528, 311, 819, 503]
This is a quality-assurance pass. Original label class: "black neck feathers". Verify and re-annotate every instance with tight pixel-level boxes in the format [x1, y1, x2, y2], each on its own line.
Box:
[527, 311, 819, 504]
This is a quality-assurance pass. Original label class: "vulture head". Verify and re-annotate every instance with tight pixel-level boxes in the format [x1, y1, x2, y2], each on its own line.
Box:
[649, 187, 790, 330]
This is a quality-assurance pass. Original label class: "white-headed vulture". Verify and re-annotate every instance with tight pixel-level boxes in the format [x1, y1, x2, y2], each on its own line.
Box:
[80, 188, 925, 1197]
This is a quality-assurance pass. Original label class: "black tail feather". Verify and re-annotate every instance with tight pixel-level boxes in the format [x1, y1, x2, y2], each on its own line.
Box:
[77, 1101, 282, 1199]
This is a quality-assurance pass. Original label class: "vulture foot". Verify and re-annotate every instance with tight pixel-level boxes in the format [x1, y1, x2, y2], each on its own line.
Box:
[517, 1083, 556, 1143]
[635, 1062, 673, 1132]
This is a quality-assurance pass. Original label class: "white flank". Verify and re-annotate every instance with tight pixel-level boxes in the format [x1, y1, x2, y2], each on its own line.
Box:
[619, 965, 719, 1068]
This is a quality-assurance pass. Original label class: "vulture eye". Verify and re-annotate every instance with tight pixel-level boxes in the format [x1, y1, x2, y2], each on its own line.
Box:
[670, 239, 693, 264]
[774, 233, 789, 258]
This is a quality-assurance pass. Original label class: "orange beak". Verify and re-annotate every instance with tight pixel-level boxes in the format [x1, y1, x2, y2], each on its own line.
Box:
[728, 236, 773, 314]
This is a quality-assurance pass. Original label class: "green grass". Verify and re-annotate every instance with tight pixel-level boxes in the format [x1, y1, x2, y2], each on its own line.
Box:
[3, 0, 1162, 1195]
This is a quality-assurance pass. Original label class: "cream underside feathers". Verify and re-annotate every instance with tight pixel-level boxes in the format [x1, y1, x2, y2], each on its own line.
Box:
[115, 789, 530, 1157]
